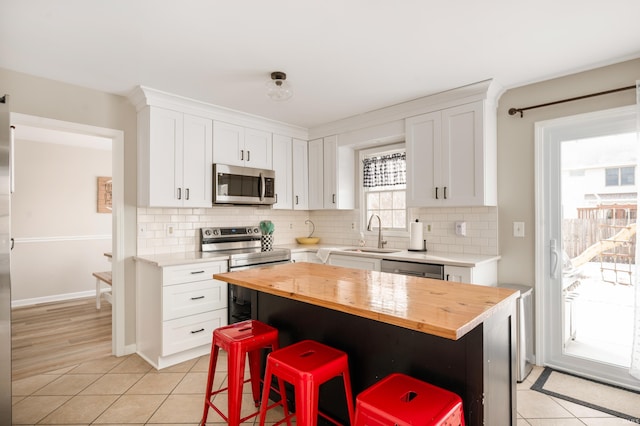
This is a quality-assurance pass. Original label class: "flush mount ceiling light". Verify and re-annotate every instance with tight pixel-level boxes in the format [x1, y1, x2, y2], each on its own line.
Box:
[266, 71, 293, 101]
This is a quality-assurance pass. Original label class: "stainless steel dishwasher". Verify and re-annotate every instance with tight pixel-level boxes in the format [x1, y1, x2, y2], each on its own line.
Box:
[380, 259, 444, 279]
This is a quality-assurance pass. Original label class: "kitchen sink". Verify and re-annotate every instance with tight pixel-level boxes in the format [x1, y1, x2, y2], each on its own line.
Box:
[342, 247, 402, 254]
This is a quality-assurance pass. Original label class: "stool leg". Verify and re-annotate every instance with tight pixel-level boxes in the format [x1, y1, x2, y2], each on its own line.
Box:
[227, 344, 246, 426]
[341, 372, 355, 425]
[201, 343, 220, 426]
[296, 380, 320, 426]
[96, 278, 101, 309]
[258, 362, 274, 426]
[247, 347, 262, 406]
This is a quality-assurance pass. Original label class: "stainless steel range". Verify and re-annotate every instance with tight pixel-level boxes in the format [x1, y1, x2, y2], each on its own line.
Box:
[200, 226, 291, 323]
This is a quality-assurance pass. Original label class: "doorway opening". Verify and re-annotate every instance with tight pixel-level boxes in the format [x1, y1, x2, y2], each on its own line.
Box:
[9, 113, 125, 357]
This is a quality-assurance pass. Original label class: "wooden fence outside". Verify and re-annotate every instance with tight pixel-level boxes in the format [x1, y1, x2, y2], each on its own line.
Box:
[563, 218, 636, 264]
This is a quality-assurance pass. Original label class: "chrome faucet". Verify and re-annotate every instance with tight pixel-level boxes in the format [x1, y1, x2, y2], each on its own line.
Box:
[367, 214, 387, 249]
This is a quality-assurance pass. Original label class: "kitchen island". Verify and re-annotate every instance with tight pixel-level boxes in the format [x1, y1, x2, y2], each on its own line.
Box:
[214, 262, 519, 425]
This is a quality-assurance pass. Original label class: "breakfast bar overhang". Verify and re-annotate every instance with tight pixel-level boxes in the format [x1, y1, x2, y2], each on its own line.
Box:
[214, 262, 519, 426]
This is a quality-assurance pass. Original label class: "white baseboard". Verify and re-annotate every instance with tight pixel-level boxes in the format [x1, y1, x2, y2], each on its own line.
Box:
[12, 290, 97, 308]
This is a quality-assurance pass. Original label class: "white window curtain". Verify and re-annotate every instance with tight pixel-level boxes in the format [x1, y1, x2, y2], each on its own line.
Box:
[631, 80, 640, 380]
[362, 152, 406, 188]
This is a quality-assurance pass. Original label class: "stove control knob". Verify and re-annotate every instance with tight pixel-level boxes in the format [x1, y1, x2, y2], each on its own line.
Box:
[203, 229, 212, 237]
[212, 229, 219, 236]
[253, 227, 259, 234]
[247, 228, 252, 234]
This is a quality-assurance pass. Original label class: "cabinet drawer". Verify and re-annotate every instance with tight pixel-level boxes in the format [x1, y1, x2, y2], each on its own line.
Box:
[162, 309, 226, 356]
[163, 279, 227, 321]
[163, 261, 226, 286]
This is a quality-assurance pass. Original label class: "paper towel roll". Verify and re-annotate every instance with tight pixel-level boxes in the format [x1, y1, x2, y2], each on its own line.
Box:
[409, 221, 424, 250]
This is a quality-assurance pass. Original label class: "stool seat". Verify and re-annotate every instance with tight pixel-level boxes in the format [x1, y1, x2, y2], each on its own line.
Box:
[201, 320, 281, 426]
[259, 339, 355, 426]
[355, 373, 465, 426]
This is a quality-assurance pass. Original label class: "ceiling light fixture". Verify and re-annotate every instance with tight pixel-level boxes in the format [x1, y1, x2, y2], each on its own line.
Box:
[266, 71, 293, 101]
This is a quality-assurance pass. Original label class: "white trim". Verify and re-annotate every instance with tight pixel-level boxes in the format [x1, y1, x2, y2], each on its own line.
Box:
[12, 290, 98, 308]
[10, 113, 126, 357]
[14, 235, 111, 243]
[534, 104, 640, 391]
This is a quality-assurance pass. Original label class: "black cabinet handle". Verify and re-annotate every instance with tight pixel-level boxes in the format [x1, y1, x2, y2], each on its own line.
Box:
[177, 187, 182, 200]
[435, 187, 439, 199]
[185, 188, 190, 200]
[190, 328, 205, 334]
[444, 186, 447, 199]
[190, 295, 205, 300]
[190, 270, 205, 275]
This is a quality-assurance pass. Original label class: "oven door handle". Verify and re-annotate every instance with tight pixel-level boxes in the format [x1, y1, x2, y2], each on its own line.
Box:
[259, 172, 265, 201]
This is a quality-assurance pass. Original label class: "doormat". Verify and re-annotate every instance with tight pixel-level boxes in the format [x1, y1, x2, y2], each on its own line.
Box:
[531, 367, 640, 422]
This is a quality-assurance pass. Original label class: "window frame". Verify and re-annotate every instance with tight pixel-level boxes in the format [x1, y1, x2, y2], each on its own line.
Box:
[359, 143, 409, 237]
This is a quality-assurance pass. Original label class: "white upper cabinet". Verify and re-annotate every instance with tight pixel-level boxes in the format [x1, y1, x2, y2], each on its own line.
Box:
[272, 134, 293, 209]
[213, 121, 273, 170]
[406, 100, 496, 207]
[307, 138, 325, 210]
[138, 106, 212, 207]
[308, 136, 354, 210]
[292, 138, 309, 210]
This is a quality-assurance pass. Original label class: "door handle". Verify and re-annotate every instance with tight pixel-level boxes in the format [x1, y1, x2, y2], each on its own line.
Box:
[550, 239, 559, 278]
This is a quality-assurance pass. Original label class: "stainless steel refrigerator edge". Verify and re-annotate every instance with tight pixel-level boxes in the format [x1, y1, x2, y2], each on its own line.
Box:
[0, 94, 12, 424]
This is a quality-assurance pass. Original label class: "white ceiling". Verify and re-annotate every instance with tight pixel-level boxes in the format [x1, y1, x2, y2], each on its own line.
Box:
[2, 0, 639, 129]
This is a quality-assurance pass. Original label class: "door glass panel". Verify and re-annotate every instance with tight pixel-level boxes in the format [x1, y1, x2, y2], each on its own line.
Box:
[560, 132, 636, 368]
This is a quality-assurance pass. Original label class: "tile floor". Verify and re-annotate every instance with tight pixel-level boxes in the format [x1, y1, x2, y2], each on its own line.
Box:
[11, 352, 640, 425]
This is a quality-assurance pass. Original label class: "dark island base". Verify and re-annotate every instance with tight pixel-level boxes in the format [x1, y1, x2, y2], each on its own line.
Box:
[257, 292, 516, 426]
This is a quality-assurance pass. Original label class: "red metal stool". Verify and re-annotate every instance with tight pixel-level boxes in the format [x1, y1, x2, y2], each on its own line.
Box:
[259, 339, 355, 426]
[354, 373, 465, 426]
[201, 320, 281, 426]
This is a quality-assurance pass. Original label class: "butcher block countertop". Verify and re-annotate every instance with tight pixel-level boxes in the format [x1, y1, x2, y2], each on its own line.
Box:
[214, 262, 518, 341]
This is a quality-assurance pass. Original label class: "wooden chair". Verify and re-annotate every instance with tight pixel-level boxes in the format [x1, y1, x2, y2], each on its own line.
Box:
[93, 271, 112, 309]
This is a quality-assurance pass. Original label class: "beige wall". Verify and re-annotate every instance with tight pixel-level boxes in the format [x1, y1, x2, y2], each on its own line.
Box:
[1, 67, 138, 347]
[12, 140, 112, 301]
[496, 58, 639, 286]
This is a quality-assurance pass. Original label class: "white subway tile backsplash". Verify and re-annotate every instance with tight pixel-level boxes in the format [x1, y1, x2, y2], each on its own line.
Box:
[136, 206, 498, 256]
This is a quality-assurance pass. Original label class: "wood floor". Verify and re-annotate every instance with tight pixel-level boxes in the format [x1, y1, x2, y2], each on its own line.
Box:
[11, 297, 112, 381]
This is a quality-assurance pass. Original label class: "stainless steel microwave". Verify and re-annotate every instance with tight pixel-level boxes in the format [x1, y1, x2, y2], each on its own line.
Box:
[213, 164, 276, 205]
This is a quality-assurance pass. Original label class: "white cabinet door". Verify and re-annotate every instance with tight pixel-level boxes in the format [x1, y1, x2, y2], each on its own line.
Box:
[141, 107, 213, 207]
[444, 261, 497, 286]
[182, 114, 213, 207]
[307, 138, 324, 210]
[328, 254, 381, 271]
[406, 110, 440, 206]
[213, 121, 272, 169]
[292, 138, 309, 210]
[441, 102, 485, 206]
[244, 128, 272, 169]
[213, 121, 244, 167]
[272, 134, 293, 209]
[147, 107, 183, 207]
[308, 136, 355, 210]
[406, 101, 495, 207]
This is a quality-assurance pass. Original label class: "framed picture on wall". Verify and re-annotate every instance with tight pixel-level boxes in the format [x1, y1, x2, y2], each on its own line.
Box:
[97, 176, 112, 213]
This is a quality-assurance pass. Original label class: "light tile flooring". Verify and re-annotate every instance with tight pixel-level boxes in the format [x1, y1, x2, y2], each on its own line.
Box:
[12, 352, 640, 425]
[517, 366, 639, 425]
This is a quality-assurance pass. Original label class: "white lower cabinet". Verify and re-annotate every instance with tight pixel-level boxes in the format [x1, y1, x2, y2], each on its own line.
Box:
[328, 254, 381, 271]
[291, 251, 322, 264]
[136, 260, 228, 369]
[444, 261, 497, 286]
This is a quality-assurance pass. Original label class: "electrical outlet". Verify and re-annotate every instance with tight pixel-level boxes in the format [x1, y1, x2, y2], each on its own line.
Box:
[166, 224, 174, 235]
[138, 225, 147, 238]
[351, 222, 355, 230]
[426, 223, 433, 233]
[289, 223, 293, 229]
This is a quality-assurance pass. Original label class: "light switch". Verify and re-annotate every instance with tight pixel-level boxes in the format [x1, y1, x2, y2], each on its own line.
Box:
[513, 222, 525, 238]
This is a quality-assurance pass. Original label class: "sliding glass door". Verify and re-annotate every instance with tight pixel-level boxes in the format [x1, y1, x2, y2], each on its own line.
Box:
[536, 105, 640, 391]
